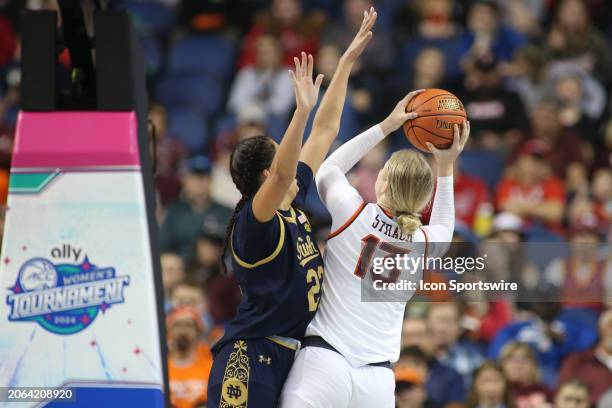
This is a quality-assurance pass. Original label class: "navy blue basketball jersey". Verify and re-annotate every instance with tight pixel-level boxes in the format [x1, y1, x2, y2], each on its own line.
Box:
[213, 162, 324, 352]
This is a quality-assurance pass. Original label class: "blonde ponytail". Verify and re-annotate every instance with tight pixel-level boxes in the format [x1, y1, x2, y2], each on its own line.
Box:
[381, 150, 434, 236]
[396, 213, 422, 236]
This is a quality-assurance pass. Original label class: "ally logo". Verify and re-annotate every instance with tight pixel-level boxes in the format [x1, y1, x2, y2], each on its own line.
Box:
[6, 256, 129, 334]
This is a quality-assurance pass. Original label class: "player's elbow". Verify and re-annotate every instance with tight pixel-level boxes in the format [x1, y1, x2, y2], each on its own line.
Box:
[268, 169, 296, 189]
[312, 123, 340, 140]
[314, 163, 337, 188]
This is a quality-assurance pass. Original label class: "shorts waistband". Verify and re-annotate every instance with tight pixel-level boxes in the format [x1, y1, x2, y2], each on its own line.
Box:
[266, 335, 301, 351]
[301, 336, 391, 369]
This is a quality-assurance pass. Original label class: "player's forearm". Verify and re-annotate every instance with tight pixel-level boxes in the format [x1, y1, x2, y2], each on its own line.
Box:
[270, 108, 310, 182]
[322, 124, 385, 174]
[310, 57, 353, 137]
[435, 162, 454, 177]
[429, 176, 455, 233]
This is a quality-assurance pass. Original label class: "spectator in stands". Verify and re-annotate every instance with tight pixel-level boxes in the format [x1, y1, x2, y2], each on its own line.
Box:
[167, 306, 213, 408]
[0, 14, 16, 67]
[502, 46, 548, 113]
[466, 362, 512, 408]
[553, 380, 590, 408]
[496, 139, 565, 234]
[591, 168, 612, 225]
[170, 279, 209, 321]
[412, 47, 448, 91]
[150, 102, 185, 207]
[422, 162, 491, 234]
[499, 342, 553, 407]
[489, 212, 523, 243]
[238, 0, 318, 68]
[394, 0, 459, 41]
[521, 101, 587, 183]
[392, 47, 458, 125]
[547, 0, 612, 84]
[161, 252, 186, 311]
[228, 35, 294, 121]
[159, 155, 232, 260]
[500, 0, 542, 41]
[186, 227, 224, 284]
[489, 293, 597, 386]
[395, 347, 433, 408]
[402, 317, 430, 350]
[460, 56, 528, 150]
[551, 72, 602, 146]
[545, 216, 610, 316]
[427, 302, 485, 391]
[402, 316, 466, 407]
[178, 0, 231, 32]
[348, 138, 387, 204]
[461, 299, 513, 350]
[394, 0, 463, 83]
[461, 0, 526, 64]
[211, 105, 268, 209]
[205, 271, 241, 328]
[558, 309, 612, 404]
[0, 65, 19, 132]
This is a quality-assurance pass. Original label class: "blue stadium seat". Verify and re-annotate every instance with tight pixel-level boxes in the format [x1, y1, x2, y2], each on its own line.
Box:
[156, 75, 222, 115]
[459, 150, 504, 192]
[525, 226, 566, 270]
[126, 1, 176, 37]
[168, 35, 236, 78]
[167, 109, 209, 153]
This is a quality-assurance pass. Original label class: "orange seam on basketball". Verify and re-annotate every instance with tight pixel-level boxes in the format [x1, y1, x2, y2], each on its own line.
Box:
[415, 113, 467, 119]
[411, 125, 455, 141]
[411, 126, 427, 151]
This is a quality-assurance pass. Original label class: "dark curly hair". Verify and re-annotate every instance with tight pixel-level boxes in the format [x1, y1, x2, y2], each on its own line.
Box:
[221, 135, 276, 273]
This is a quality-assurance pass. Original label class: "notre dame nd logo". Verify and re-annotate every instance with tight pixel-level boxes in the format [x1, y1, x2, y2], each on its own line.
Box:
[220, 340, 250, 407]
[221, 378, 247, 406]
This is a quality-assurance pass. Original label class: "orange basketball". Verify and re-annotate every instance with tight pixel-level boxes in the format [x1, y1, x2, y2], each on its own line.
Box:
[402, 89, 467, 152]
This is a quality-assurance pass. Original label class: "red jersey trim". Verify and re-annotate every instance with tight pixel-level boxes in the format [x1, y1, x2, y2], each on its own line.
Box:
[328, 202, 367, 239]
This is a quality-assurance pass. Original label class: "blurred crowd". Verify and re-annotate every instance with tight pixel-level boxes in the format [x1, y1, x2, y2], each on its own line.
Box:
[0, 0, 611, 407]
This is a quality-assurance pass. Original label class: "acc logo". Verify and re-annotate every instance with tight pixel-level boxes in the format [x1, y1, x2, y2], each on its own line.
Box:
[5, 256, 129, 335]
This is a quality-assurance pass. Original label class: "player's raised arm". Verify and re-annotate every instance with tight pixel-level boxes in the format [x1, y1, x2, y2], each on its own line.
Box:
[252, 52, 323, 222]
[299, 7, 377, 174]
[423, 120, 470, 254]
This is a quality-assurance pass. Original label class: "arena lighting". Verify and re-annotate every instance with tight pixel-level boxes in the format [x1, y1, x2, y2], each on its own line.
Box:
[0, 2, 168, 406]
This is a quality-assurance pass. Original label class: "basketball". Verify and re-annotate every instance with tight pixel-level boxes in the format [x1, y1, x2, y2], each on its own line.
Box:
[402, 89, 467, 152]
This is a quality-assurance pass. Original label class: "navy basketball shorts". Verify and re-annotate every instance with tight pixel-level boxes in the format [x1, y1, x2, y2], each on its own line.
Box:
[207, 338, 297, 408]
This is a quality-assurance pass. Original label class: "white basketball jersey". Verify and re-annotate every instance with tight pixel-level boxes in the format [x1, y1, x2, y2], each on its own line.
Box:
[306, 203, 429, 368]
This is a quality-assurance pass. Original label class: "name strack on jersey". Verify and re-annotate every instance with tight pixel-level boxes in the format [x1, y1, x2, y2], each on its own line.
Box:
[371, 214, 411, 241]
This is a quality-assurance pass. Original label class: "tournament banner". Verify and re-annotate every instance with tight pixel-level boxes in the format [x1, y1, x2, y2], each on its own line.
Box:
[0, 112, 165, 407]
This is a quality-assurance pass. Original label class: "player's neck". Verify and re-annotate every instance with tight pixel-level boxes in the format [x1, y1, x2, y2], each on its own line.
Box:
[377, 200, 394, 216]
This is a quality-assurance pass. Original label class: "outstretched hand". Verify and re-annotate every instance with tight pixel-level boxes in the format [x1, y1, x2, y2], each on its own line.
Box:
[379, 89, 426, 135]
[343, 7, 377, 63]
[427, 120, 470, 177]
[290, 52, 324, 112]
